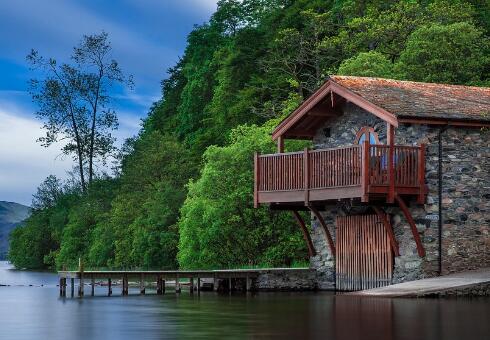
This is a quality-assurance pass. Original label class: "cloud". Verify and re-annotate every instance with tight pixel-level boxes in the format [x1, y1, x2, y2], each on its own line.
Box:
[0, 107, 72, 206]
[0, 97, 142, 205]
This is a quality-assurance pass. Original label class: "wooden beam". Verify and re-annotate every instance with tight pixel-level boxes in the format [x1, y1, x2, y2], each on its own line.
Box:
[309, 206, 336, 256]
[398, 117, 490, 128]
[277, 136, 284, 153]
[272, 79, 399, 141]
[417, 144, 426, 204]
[329, 82, 398, 127]
[303, 148, 310, 205]
[140, 273, 145, 295]
[292, 210, 316, 257]
[361, 140, 370, 202]
[254, 153, 259, 208]
[108, 278, 112, 297]
[373, 206, 400, 256]
[395, 194, 425, 257]
[387, 124, 395, 203]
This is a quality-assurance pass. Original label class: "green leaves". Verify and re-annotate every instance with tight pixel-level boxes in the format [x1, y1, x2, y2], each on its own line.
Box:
[178, 123, 308, 269]
[10, 0, 490, 271]
[397, 22, 489, 84]
[338, 51, 396, 78]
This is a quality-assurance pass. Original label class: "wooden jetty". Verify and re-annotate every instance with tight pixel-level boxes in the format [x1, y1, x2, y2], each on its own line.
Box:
[348, 267, 490, 297]
[57, 267, 305, 298]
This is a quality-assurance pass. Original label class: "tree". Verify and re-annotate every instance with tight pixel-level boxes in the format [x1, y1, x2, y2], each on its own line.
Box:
[31, 175, 65, 210]
[397, 22, 489, 84]
[27, 32, 132, 191]
[178, 121, 308, 269]
[338, 51, 396, 78]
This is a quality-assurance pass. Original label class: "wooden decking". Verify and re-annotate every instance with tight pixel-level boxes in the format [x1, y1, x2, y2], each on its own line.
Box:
[57, 268, 311, 298]
[254, 143, 426, 207]
[348, 268, 490, 297]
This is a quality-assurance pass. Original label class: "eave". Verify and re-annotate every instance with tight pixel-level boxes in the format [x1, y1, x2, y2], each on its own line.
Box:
[272, 79, 399, 141]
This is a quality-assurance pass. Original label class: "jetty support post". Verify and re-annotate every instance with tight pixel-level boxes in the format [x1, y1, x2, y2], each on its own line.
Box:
[157, 276, 166, 295]
[140, 273, 145, 295]
[213, 274, 218, 291]
[246, 274, 251, 292]
[78, 258, 84, 297]
[59, 278, 63, 297]
[91, 276, 95, 296]
[175, 274, 181, 293]
[189, 277, 194, 294]
[123, 275, 129, 296]
[70, 278, 74, 298]
[108, 278, 112, 297]
[197, 277, 201, 294]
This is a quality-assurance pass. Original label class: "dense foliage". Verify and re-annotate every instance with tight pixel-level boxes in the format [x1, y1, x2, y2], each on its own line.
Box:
[9, 0, 489, 270]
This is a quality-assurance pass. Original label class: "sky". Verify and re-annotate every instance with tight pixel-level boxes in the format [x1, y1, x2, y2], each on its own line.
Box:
[0, 0, 217, 206]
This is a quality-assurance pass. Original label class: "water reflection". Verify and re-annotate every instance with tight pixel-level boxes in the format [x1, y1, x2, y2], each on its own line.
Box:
[0, 262, 489, 340]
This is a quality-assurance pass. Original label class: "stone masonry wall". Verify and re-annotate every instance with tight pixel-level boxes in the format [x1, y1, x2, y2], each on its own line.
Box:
[254, 269, 317, 290]
[309, 102, 490, 288]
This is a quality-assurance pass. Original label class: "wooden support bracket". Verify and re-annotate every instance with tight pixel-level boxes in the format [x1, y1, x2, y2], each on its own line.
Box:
[373, 206, 400, 256]
[292, 210, 316, 257]
[309, 206, 336, 257]
[395, 195, 425, 257]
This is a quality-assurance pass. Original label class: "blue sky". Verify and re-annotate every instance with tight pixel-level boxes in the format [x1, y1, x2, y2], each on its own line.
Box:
[0, 0, 217, 205]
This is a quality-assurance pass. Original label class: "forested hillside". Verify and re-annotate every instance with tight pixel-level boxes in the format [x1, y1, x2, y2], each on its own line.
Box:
[0, 202, 30, 260]
[9, 0, 489, 270]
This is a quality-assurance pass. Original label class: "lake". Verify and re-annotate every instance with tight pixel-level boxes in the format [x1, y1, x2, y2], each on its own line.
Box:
[0, 261, 489, 340]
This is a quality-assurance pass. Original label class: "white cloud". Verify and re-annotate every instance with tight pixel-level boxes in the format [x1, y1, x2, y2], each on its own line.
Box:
[0, 108, 72, 206]
[0, 99, 142, 205]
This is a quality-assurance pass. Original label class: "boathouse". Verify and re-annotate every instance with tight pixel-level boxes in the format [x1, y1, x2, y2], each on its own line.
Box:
[254, 76, 490, 291]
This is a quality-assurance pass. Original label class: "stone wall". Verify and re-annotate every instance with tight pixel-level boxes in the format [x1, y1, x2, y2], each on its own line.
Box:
[254, 269, 317, 290]
[308, 101, 490, 288]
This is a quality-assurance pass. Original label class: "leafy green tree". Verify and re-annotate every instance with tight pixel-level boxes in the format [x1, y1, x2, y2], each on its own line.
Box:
[56, 179, 117, 269]
[27, 32, 132, 191]
[397, 22, 489, 84]
[338, 51, 396, 78]
[106, 132, 197, 269]
[178, 121, 308, 269]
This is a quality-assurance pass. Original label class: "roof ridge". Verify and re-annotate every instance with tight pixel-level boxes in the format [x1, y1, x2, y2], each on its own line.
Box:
[329, 75, 490, 91]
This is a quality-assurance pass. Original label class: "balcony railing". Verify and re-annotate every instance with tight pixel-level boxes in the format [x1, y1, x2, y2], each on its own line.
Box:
[254, 143, 425, 206]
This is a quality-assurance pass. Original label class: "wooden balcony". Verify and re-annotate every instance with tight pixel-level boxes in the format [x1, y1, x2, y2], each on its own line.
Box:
[254, 143, 426, 207]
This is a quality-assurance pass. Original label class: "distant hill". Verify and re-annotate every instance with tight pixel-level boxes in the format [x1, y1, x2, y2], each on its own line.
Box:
[0, 201, 31, 260]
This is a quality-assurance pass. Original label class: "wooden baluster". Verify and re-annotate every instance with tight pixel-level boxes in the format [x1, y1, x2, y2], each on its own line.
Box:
[418, 144, 426, 203]
[304, 148, 309, 205]
[361, 141, 370, 202]
[254, 153, 259, 208]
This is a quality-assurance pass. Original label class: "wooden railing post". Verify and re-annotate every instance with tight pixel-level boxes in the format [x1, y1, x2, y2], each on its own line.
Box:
[387, 144, 395, 203]
[361, 140, 370, 202]
[254, 152, 259, 208]
[303, 147, 309, 206]
[417, 144, 426, 204]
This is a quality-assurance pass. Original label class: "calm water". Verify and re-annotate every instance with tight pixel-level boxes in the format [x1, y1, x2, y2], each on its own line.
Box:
[0, 261, 488, 340]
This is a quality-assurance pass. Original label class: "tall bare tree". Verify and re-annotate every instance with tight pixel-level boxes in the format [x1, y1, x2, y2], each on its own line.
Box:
[28, 32, 132, 191]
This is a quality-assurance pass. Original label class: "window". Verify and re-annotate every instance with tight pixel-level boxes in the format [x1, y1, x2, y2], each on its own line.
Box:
[355, 127, 380, 145]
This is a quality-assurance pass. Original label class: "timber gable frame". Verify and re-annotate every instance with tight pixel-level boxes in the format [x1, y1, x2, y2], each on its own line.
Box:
[272, 76, 490, 141]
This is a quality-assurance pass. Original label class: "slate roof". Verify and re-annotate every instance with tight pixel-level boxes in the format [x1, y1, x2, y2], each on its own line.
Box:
[329, 76, 490, 121]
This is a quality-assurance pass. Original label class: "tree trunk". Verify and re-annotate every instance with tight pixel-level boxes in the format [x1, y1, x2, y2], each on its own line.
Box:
[88, 74, 102, 185]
